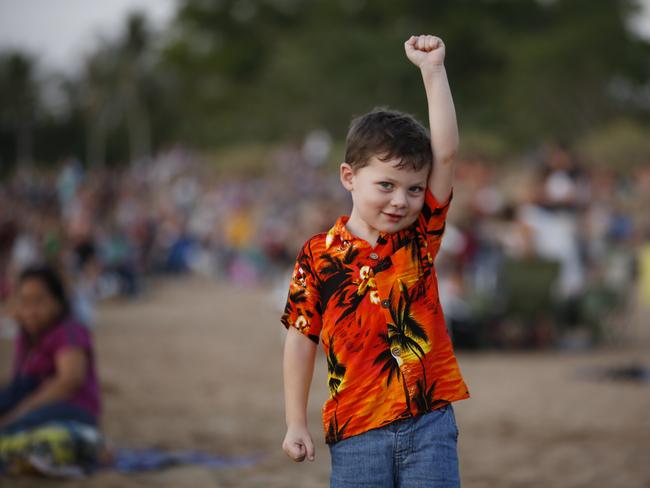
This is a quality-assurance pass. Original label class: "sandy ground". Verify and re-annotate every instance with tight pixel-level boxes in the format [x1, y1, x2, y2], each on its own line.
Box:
[1, 275, 649, 488]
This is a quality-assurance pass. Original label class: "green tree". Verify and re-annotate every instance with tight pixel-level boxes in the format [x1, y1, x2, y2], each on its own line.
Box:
[163, 0, 650, 152]
[0, 52, 39, 169]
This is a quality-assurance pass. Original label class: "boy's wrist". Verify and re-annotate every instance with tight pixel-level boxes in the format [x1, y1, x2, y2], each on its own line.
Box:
[284, 407, 311, 432]
[420, 64, 446, 79]
[286, 417, 309, 430]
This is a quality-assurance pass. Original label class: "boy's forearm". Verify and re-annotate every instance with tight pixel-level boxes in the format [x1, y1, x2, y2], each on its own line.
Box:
[422, 66, 459, 163]
[283, 327, 317, 428]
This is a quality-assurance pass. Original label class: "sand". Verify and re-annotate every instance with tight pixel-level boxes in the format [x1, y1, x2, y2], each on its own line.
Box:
[1, 275, 649, 487]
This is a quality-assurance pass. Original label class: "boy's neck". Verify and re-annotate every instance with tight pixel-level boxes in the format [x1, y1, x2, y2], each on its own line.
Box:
[345, 211, 381, 248]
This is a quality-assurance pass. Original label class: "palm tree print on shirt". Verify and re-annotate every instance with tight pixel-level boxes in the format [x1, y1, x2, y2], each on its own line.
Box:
[320, 244, 359, 312]
[386, 279, 431, 404]
[413, 379, 449, 413]
[373, 331, 412, 414]
[326, 335, 351, 443]
[281, 190, 470, 444]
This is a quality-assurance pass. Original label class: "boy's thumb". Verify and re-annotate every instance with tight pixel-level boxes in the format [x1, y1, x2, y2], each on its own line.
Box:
[304, 437, 316, 461]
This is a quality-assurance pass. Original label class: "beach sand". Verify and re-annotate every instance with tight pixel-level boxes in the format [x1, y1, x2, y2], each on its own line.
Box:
[1, 275, 648, 487]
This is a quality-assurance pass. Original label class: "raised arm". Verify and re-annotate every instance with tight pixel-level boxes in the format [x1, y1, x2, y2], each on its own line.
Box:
[405, 35, 459, 203]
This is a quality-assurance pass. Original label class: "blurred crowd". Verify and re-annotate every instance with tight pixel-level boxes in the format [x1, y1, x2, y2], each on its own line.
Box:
[0, 143, 341, 328]
[0, 142, 647, 348]
[437, 145, 647, 350]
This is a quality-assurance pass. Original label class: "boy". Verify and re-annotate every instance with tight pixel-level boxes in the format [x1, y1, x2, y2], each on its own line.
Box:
[281, 35, 469, 487]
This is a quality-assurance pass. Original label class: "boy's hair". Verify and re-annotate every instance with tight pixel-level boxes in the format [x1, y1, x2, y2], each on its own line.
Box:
[344, 108, 432, 172]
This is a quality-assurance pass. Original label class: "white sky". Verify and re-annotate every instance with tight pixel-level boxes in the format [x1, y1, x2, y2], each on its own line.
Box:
[1, 0, 650, 74]
[630, 0, 650, 37]
[0, 0, 177, 72]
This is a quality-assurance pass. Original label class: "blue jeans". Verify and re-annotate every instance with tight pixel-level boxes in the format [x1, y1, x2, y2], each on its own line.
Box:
[329, 404, 460, 488]
[0, 376, 97, 436]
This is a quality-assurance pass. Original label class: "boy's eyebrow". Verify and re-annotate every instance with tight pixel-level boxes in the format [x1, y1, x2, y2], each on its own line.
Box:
[377, 176, 427, 186]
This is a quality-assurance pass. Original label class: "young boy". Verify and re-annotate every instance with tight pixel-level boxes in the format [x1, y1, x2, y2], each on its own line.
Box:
[281, 35, 470, 487]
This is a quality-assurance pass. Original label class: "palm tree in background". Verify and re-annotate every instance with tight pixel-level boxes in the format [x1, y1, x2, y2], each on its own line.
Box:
[0, 52, 38, 169]
[81, 52, 116, 168]
[121, 14, 153, 165]
[81, 12, 153, 167]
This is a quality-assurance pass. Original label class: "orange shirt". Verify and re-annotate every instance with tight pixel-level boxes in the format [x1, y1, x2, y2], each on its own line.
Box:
[281, 189, 470, 444]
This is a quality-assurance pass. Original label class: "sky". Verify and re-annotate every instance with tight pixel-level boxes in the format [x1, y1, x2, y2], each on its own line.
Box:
[0, 0, 176, 72]
[1, 0, 650, 74]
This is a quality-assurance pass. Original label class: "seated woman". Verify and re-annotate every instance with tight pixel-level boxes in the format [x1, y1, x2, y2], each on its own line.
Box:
[0, 265, 101, 435]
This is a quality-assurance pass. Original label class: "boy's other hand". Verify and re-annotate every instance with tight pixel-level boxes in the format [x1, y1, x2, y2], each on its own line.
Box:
[405, 35, 445, 70]
[282, 425, 315, 462]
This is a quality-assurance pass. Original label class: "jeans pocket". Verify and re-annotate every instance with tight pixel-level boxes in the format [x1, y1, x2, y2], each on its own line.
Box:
[447, 404, 460, 440]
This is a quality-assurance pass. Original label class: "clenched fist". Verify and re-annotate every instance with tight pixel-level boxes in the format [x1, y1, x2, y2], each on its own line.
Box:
[282, 425, 315, 462]
[405, 35, 446, 70]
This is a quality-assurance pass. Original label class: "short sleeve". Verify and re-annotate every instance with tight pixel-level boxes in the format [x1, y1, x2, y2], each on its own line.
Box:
[281, 240, 323, 344]
[16, 319, 93, 380]
[49, 320, 92, 357]
[417, 188, 452, 259]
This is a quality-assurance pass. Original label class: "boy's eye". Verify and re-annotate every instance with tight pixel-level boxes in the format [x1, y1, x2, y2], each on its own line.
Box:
[378, 182, 393, 190]
[409, 186, 424, 193]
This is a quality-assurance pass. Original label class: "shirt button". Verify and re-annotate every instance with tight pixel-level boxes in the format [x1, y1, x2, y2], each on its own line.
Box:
[391, 347, 402, 357]
[369, 252, 379, 260]
[381, 300, 390, 308]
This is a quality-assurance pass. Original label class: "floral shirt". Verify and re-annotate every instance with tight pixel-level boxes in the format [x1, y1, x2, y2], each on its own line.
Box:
[281, 189, 470, 444]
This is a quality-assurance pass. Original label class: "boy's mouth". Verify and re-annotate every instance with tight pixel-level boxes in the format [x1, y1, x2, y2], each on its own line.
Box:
[382, 212, 405, 221]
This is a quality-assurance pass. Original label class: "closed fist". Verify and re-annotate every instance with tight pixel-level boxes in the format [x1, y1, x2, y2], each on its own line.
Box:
[282, 427, 315, 462]
[405, 35, 446, 69]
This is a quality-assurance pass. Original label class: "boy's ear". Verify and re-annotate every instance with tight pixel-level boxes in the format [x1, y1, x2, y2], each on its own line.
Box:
[340, 163, 355, 191]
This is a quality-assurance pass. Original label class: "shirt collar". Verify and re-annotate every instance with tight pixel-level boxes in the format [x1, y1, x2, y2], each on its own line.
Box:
[326, 216, 403, 250]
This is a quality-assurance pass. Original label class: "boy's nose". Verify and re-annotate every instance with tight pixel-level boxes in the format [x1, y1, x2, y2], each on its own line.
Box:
[390, 191, 408, 208]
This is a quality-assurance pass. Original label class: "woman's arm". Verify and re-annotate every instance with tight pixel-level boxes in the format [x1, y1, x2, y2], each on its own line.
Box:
[0, 348, 87, 428]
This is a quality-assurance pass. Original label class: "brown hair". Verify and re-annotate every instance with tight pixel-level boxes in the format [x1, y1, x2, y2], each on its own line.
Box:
[344, 108, 432, 172]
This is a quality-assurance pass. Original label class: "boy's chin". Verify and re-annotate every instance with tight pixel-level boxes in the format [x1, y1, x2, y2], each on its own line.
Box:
[376, 219, 416, 234]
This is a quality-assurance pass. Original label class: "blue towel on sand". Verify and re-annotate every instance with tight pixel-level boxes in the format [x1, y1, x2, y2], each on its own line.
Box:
[111, 448, 263, 473]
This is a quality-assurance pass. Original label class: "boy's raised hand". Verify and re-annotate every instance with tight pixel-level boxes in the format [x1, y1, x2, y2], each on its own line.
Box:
[405, 35, 446, 70]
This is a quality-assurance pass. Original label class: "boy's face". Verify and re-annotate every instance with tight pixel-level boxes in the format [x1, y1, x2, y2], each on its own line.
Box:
[341, 155, 430, 236]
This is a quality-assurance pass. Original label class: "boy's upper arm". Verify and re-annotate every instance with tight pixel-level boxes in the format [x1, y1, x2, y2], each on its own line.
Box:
[281, 239, 323, 344]
[428, 159, 454, 205]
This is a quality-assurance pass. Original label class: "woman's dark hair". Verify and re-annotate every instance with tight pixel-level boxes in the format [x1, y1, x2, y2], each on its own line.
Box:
[18, 264, 71, 320]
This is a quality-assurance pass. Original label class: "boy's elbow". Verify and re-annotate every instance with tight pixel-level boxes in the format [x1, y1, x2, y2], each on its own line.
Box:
[435, 149, 457, 167]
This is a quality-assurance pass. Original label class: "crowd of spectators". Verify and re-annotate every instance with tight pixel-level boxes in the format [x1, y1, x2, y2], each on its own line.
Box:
[1, 142, 646, 348]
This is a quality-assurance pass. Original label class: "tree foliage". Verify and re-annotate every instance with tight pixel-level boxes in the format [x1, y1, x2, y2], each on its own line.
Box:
[0, 0, 648, 169]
